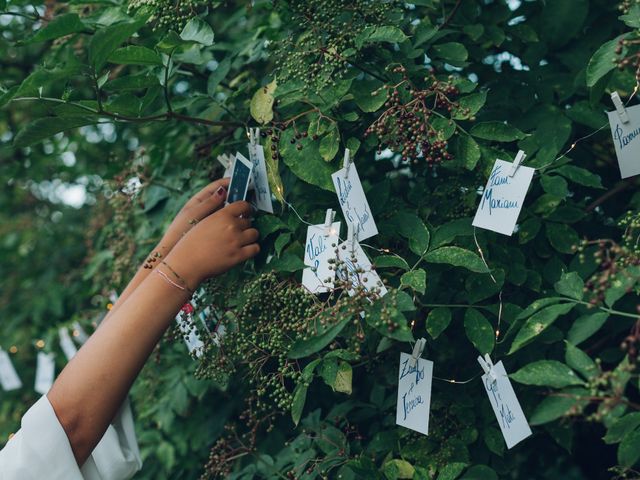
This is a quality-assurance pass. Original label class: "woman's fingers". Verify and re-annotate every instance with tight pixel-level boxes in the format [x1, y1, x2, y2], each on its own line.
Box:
[239, 228, 259, 245]
[189, 184, 228, 220]
[239, 243, 260, 260]
[225, 201, 254, 218]
[193, 178, 230, 204]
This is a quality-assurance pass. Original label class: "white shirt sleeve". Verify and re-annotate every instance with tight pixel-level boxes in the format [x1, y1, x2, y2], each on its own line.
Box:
[0, 395, 142, 480]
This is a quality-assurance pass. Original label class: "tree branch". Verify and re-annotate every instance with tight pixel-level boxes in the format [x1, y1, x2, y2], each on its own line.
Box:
[586, 177, 639, 212]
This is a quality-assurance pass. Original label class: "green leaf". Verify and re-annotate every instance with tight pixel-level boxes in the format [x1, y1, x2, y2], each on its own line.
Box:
[89, 19, 145, 70]
[108, 45, 162, 65]
[508, 303, 575, 354]
[455, 134, 481, 170]
[530, 388, 589, 425]
[291, 383, 308, 426]
[432, 42, 468, 64]
[288, 318, 349, 359]
[207, 56, 232, 95]
[540, 175, 569, 198]
[353, 79, 387, 112]
[484, 427, 504, 456]
[539, 0, 588, 47]
[618, 430, 640, 467]
[180, 17, 214, 46]
[546, 223, 579, 254]
[565, 342, 598, 380]
[511, 360, 584, 388]
[470, 122, 526, 142]
[460, 465, 497, 480]
[604, 266, 640, 307]
[586, 36, 624, 87]
[103, 74, 159, 91]
[401, 269, 426, 295]
[334, 361, 353, 394]
[424, 247, 489, 273]
[319, 124, 340, 161]
[268, 252, 304, 272]
[453, 91, 486, 120]
[250, 79, 277, 124]
[604, 413, 640, 444]
[280, 127, 334, 191]
[373, 255, 409, 270]
[567, 312, 609, 345]
[355, 26, 408, 48]
[438, 463, 468, 480]
[22, 13, 87, 44]
[554, 271, 584, 301]
[426, 307, 451, 339]
[554, 165, 604, 189]
[620, 5, 640, 28]
[14, 116, 97, 148]
[391, 212, 430, 255]
[464, 308, 494, 354]
[383, 459, 415, 480]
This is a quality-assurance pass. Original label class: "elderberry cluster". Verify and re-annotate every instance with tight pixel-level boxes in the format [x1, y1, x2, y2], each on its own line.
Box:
[271, 0, 395, 92]
[127, 0, 211, 30]
[364, 66, 462, 166]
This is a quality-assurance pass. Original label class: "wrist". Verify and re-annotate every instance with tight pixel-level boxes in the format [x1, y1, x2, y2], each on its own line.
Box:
[163, 251, 203, 291]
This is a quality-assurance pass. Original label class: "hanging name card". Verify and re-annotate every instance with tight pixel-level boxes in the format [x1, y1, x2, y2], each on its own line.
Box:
[72, 321, 90, 345]
[396, 352, 433, 435]
[247, 131, 274, 213]
[331, 164, 378, 241]
[336, 241, 387, 298]
[58, 327, 78, 361]
[176, 303, 205, 358]
[302, 221, 341, 294]
[0, 349, 22, 391]
[35, 351, 56, 395]
[608, 105, 640, 179]
[481, 361, 532, 449]
[472, 159, 534, 236]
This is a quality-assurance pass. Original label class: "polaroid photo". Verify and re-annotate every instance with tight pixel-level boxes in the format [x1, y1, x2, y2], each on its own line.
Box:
[226, 153, 254, 205]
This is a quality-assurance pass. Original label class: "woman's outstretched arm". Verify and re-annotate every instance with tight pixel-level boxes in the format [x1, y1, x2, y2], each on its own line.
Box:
[47, 199, 259, 466]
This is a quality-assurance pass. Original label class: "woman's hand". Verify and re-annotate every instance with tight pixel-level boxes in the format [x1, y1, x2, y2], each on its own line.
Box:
[163, 201, 260, 288]
[155, 178, 230, 256]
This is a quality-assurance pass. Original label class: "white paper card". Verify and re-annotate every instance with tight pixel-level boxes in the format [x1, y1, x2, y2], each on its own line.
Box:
[58, 327, 78, 361]
[0, 349, 22, 391]
[176, 304, 204, 358]
[396, 352, 433, 435]
[481, 361, 532, 449]
[35, 352, 56, 395]
[72, 321, 90, 345]
[472, 159, 535, 236]
[332, 165, 378, 241]
[217, 153, 235, 178]
[248, 142, 274, 213]
[608, 106, 640, 179]
[302, 221, 341, 293]
[336, 241, 387, 298]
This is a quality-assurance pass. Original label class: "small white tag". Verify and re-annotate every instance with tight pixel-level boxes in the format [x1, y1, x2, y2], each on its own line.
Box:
[336, 241, 387, 298]
[608, 106, 640, 179]
[302, 221, 341, 293]
[35, 352, 56, 395]
[226, 153, 254, 204]
[0, 349, 22, 391]
[396, 352, 433, 435]
[176, 304, 204, 358]
[71, 321, 90, 345]
[247, 141, 274, 213]
[331, 164, 378, 241]
[472, 159, 534, 236]
[58, 327, 78, 361]
[481, 360, 532, 449]
[217, 153, 235, 178]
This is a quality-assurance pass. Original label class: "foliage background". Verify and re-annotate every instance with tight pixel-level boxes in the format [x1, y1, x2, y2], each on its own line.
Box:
[1, 0, 640, 479]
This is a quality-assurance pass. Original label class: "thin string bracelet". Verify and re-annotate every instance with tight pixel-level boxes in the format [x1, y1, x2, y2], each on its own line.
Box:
[155, 269, 190, 294]
[161, 260, 195, 294]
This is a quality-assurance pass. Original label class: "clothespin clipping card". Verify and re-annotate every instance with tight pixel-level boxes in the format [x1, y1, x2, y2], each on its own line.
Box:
[35, 351, 56, 395]
[302, 208, 341, 294]
[396, 337, 433, 435]
[331, 148, 378, 241]
[246, 127, 274, 213]
[478, 354, 532, 449]
[472, 152, 535, 236]
[607, 91, 640, 178]
[346, 221, 359, 254]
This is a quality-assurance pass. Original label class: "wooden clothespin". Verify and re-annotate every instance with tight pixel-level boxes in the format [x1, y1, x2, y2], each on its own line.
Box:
[477, 353, 498, 384]
[343, 148, 351, 178]
[508, 150, 526, 177]
[323, 208, 336, 237]
[248, 127, 260, 146]
[611, 92, 630, 124]
[409, 337, 427, 367]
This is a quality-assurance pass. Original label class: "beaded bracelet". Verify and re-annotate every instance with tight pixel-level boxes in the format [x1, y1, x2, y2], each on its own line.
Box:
[160, 260, 195, 294]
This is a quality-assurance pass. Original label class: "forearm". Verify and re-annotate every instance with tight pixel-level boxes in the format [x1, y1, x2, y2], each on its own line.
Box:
[47, 265, 192, 465]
